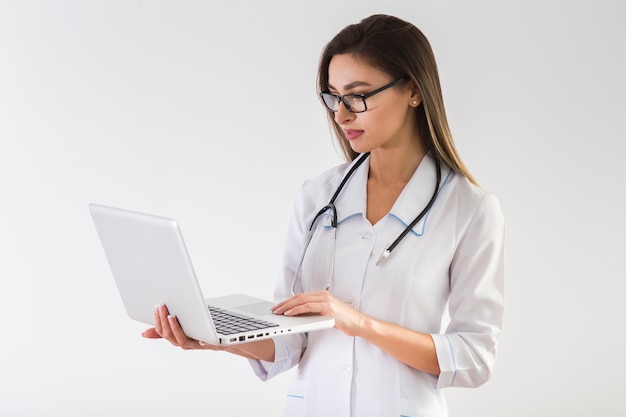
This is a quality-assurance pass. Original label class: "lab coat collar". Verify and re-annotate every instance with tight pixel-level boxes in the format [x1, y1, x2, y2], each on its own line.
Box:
[389, 154, 447, 236]
[334, 153, 451, 235]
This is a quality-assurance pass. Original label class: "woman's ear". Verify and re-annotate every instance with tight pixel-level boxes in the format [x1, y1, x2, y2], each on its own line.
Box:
[409, 84, 422, 107]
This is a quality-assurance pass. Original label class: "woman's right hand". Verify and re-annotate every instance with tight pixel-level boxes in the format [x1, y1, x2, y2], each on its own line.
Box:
[141, 304, 223, 351]
[142, 304, 276, 361]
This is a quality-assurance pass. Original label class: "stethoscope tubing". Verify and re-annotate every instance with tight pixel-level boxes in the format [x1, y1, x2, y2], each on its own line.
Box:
[291, 152, 442, 294]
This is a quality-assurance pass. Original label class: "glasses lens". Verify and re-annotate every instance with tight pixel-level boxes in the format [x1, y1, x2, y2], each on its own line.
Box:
[344, 95, 366, 113]
[320, 93, 367, 113]
[321, 93, 339, 112]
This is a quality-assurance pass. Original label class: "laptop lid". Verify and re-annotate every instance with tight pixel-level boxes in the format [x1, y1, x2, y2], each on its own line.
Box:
[90, 203, 219, 344]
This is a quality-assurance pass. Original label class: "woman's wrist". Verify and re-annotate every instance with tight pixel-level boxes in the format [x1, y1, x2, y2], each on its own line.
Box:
[224, 339, 275, 362]
[354, 313, 376, 339]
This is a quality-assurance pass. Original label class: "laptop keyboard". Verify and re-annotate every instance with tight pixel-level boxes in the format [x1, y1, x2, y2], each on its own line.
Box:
[208, 305, 280, 335]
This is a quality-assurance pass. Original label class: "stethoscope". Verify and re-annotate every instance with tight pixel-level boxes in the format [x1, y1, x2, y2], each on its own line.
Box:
[290, 152, 442, 295]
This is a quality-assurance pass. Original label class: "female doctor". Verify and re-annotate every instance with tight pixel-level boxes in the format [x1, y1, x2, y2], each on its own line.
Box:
[143, 14, 505, 417]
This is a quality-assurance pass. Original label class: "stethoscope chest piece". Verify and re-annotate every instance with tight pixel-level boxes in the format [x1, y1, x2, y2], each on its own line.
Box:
[376, 245, 391, 266]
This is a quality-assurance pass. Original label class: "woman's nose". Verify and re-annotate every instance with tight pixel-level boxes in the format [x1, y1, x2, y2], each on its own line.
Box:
[334, 100, 355, 124]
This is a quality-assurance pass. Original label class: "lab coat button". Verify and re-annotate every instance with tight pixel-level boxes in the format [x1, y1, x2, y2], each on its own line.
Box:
[341, 364, 352, 375]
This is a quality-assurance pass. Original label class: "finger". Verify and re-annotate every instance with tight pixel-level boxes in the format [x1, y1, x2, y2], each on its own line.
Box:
[284, 301, 329, 317]
[272, 293, 312, 314]
[198, 340, 226, 351]
[273, 292, 329, 315]
[154, 305, 163, 336]
[141, 327, 162, 339]
[167, 315, 194, 348]
[158, 305, 179, 345]
[271, 299, 290, 313]
[273, 299, 302, 315]
[282, 295, 330, 316]
[167, 314, 209, 350]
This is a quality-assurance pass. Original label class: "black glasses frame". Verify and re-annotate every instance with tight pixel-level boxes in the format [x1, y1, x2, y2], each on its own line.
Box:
[319, 78, 406, 113]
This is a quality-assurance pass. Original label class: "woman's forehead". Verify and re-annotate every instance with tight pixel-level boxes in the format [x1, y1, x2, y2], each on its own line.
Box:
[328, 54, 389, 89]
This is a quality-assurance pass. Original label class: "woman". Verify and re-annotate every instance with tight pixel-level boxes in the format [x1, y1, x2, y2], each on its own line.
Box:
[144, 14, 505, 417]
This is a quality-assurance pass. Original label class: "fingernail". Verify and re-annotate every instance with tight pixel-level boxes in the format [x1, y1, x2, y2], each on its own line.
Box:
[198, 341, 207, 347]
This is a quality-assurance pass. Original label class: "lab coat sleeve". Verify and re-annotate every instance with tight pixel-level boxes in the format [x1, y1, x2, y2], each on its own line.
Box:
[248, 180, 312, 381]
[248, 332, 307, 381]
[431, 193, 505, 388]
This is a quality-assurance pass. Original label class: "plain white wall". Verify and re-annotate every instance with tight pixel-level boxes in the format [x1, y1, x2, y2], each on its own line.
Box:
[1, 1, 624, 415]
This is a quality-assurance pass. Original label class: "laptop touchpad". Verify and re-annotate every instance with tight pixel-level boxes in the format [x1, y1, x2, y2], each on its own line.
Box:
[235, 301, 275, 316]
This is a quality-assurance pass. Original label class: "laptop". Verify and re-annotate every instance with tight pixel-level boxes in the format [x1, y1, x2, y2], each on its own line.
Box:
[89, 203, 334, 345]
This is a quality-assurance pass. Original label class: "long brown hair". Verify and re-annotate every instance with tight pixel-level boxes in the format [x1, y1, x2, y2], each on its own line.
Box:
[317, 14, 478, 185]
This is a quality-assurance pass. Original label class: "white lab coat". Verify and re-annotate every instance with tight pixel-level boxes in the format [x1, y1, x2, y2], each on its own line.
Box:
[249, 154, 505, 417]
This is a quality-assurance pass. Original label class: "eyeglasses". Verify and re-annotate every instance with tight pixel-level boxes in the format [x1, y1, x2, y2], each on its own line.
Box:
[319, 78, 406, 113]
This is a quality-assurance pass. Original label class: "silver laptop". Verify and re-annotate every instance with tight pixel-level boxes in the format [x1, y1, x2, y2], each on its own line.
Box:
[89, 203, 334, 345]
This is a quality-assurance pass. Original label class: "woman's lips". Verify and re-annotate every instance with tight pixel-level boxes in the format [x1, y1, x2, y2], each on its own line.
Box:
[344, 129, 363, 140]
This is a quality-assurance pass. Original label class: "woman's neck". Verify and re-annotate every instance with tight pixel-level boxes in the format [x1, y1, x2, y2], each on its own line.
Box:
[367, 141, 426, 186]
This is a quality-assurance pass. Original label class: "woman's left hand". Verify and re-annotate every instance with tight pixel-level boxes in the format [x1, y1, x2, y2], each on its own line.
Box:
[272, 291, 366, 337]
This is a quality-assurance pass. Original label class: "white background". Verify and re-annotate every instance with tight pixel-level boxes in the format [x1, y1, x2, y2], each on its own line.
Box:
[1, 1, 624, 416]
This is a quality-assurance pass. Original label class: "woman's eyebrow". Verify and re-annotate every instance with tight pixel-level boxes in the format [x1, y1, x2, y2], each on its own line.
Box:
[327, 81, 373, 91]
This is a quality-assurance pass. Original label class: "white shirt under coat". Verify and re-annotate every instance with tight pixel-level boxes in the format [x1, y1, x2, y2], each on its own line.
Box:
[249, 153, 505, 417]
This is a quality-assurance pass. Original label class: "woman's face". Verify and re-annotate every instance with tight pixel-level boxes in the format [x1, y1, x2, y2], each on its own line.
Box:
[327, 53, 419, 155]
